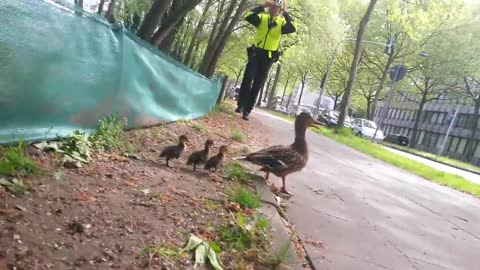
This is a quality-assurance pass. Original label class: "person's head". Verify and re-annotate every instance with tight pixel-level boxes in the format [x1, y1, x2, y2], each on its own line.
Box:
[268, 0, 283, 17]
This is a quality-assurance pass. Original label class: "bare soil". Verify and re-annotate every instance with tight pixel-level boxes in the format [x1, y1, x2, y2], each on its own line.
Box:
[0, 110, 273, 270]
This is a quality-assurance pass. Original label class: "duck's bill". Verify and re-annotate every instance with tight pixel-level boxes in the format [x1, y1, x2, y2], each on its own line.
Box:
[310, 121, 323, 129]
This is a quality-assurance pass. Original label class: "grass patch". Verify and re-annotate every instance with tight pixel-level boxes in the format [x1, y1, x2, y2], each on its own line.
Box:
[0, 142, 39, 176]
[0, 178, 29, 195]
[228, 187, 261, 209]
[90, 114, 128, 151]
[258, 241, 291, 268]
[263, 109, 480, 198]
[190, 122, 206, 133]
[139, 245, 182, 265]
[208, 102, 235, 117]
[230, 129, 245, 143]
[218, 212, 270, 252]
[223, 162, 251, 183]
[385, 143, 480, 174]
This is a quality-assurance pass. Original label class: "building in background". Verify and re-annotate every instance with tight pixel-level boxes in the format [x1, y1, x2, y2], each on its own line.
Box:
[374, 95, 480, 165]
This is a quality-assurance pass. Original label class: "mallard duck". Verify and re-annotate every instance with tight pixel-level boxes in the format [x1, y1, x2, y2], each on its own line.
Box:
[204, 146, 228, 172]
[187, 139, 214, 171]
[160, 135, 189, 167]
[244, 113, 318, 195]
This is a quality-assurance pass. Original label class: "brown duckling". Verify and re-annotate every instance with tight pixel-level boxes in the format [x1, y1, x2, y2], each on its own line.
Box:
[160, 135, 189, 167]
[243, 113, 318, 195]
[204, 146, 228, 172]
[187, 139, 214, 171]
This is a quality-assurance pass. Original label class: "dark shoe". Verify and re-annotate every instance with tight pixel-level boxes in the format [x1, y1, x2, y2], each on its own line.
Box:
[235, 107, 242, 113]
[242, 112, 250, 121]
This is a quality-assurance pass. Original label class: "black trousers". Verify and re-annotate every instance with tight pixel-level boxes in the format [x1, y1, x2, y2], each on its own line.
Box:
[237, 47, 274, 114]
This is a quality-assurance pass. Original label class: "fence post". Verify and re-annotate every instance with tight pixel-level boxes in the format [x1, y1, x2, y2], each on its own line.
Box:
[216, 76, 229, 105]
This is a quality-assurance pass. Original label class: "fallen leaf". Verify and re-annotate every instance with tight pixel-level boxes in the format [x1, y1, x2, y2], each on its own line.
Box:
[15, 205, 27, 212]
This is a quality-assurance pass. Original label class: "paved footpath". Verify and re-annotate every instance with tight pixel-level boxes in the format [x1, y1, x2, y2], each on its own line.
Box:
[253, 110, 480, 270]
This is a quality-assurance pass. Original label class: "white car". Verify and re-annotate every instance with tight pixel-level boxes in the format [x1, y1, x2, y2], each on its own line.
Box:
[353, 118, 384, 142]
[274, 105, 288, 114]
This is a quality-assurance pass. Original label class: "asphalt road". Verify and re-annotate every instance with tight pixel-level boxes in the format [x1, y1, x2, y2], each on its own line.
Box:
[252, 110, 480, 270]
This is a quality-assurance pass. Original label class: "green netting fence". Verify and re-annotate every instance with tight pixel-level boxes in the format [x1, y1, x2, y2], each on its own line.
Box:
[0, 0, 223, 145]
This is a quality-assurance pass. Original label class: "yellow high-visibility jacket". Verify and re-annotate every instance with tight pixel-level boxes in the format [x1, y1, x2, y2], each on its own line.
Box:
[245, 6, 297, 52]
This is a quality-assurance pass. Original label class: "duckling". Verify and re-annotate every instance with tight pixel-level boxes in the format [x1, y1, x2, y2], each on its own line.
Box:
[160, 135, 189, 167]
[187, 139, 214, 171]
[243, 113, 318, 196]
[204, 146, 228, 173]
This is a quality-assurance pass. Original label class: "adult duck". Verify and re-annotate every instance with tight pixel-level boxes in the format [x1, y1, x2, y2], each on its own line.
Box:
[244, 112, 318, 195]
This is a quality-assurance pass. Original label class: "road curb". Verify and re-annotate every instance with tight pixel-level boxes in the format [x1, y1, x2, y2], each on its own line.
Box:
[384, 144, 480, 176]
[253, 177, 315, 270]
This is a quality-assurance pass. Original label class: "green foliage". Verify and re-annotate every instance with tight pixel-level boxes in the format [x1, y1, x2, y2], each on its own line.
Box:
[333, 127, 353, 137]
[0, 142, 38, 176]
[258, 241, 291, 268]
[230, 129, 245, 143]
[139, 245, 181, 264]
[61, 131, 92, 163]
[228, 187, 261, 209]
[208, 102, 235, 117]
[218, 212, 270, 252]
[223, 162, 250, 183]
[191, 122, 206, 132]
[0, 178, 29, 195]
[90, 114, 128, 151]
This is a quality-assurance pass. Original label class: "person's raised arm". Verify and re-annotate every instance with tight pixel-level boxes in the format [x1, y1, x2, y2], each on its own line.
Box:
[245, 1, 271, 27]
[281, 9, 296, 34]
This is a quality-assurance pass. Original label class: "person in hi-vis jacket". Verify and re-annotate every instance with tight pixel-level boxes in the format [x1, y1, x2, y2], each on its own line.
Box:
[235, 0, 296, 120]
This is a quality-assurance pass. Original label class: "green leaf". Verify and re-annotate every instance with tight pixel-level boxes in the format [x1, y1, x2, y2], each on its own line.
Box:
[209, 243, 221, 253]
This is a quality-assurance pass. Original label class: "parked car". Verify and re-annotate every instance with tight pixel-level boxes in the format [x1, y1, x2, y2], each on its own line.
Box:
[295, 106, 313, 116]
[385, 133, 409, 146]
[353, 118, 385, 142]
[275, 105, 288, 114]
[232, 86, 240, 100]
[317, 110, 353, 128]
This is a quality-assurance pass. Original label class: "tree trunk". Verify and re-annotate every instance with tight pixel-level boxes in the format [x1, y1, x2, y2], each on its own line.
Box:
[297, 81, 306, 106]
[97, 0, 106, 14]
[74, 0, 83, 8]
[370, 55, 394, 120]
[337, 0, 377, 127]
[74, 0, 83, 15]
[286, 86, 295, 110]
[333, 95, 341, 109]
[137, 0, 173, 41]
[411, 94, 427, 147]
[263, 77, 273, 102]
[151, 0, 202, 47]
[174, 17, 192, 61]
[234, 70, 243, 86]
[203, 0, 247, 77]
[256, 88, 264, 107]
[199, 0, 240, 76]
[281, 77, 291, 104]
[158, 24, 180, 53]
[366, 97, 372, 120]
[268, 64, 282, 108]
[105, 0, 117, 23]
[183, 0, 214, 66]
[466, 100, 480, 161]
[205, 0, 226, 55]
